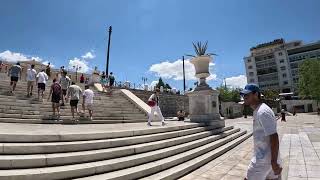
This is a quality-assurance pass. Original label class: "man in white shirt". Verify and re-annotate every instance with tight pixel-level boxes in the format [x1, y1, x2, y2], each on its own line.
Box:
[26, 64, 37, 97]
[82, 85, 94, 120]
[36, 69, 49, 101]
[241, 84, 282, 180]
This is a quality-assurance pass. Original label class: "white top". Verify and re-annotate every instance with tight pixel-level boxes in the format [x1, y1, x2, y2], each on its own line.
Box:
[37, 72, 49, 84]
[26, 69, 37, 81]
[252, 103, 280, 164]
[83, 89, 94, 104]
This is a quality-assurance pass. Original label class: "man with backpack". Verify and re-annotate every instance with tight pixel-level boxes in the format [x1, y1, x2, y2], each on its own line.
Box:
[48, 78, 62, 118]
[67, 82, 82, 121]
[8, 62, 22, 94]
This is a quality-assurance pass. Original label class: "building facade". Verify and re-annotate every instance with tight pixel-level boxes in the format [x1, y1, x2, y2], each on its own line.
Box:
[244, 39, 320, 93]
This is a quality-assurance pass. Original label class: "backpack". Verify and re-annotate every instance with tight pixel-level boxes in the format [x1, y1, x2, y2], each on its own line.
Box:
[52, 83, 62, 97]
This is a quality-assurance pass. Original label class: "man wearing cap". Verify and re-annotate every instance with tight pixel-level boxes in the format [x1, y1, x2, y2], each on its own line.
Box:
[241, 84, 282, 180]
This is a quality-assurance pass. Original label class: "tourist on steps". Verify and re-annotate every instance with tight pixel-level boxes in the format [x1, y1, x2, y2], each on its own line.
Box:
[67, 82, 82, 122]
[240, 84, 282, 180]
[36, 69, 48, 101]
[177, 110, 186, 121]
[8, 62, 22, 95]
[82, 85, 94, 120]
[26, 64, 37, 97]
[48, 78, 62, 119]
[147, 88, 165, 126]
[59, 70, 71, 106]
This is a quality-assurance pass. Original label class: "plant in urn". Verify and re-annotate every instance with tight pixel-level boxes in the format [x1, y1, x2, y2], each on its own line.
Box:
[186, 41, 217, 91]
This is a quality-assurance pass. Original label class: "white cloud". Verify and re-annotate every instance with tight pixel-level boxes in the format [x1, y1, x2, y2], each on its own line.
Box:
[225, 75, 247, 89]
[149, 80, 158, 90]
[68, 58, 90, 73]
[0, 50, 30, 62]
[149, 58, 217, 81]
[81, 51, 95, 60]
[0, 50, 55, 67]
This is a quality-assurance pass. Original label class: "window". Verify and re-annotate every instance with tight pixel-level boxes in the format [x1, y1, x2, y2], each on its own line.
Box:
[280, 66, 286, 71]
[247, 58, 251, 63]
[282, 73, 287, 78]
[278, 52, 283, 56]
[250, 79, 254, 83]
[280, 59, 284, 63]
[249, 72, 254, 76]
[283, 81, 288, 85]
[248, 65, 253, 69]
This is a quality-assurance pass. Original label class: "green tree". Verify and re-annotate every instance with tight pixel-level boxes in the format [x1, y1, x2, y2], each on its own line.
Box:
[261, 89, 279, 100]
[164, 83, 172, 89]
[156, 77, 165, 89]
[299, 59, 320, 104]
[217, 86, 241, 102]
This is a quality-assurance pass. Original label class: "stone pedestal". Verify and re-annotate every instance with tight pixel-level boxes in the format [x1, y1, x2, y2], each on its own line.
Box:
[187, 88, 224, 128]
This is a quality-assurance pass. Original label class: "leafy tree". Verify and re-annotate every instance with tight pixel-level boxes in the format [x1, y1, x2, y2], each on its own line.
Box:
[156, 77, 165, 89]
[261, 89, 279, 100]
[165, 83, 172, 89]
[299, 59, 320, 105]
[217, 86, 241, 102]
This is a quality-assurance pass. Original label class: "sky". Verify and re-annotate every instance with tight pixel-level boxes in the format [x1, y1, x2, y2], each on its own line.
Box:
[0, 0, 319, 91]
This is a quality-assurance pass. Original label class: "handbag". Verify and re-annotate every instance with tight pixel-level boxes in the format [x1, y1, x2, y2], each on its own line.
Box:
[147, 100, 156, 107]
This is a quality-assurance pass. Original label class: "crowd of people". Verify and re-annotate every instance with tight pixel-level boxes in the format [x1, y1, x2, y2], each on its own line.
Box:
[7, 62, 95, 122]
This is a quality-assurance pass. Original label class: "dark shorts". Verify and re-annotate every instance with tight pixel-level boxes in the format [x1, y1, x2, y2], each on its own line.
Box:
[38, 83, 46, 91]
[110, 80, 114, 86]
[51, 94, 61, 104]
[178, 117, 185, 121]
[11, 76, 18, 82]
[62, 89, 67, 96]
[70, 100, 79, 107]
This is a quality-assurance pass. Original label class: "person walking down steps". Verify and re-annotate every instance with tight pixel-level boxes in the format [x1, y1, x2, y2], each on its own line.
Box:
[147, 88, 165, 126]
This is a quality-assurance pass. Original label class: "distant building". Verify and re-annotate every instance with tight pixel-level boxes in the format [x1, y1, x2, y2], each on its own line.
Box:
[244, 38, 320, 93]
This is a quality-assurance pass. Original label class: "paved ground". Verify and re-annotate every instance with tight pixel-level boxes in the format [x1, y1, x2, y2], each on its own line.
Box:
[180, 113, 320, 180]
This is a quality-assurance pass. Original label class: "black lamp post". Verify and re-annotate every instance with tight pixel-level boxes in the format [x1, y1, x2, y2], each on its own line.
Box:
[182, 56, 186, 93]
[106, 26, 112, 76]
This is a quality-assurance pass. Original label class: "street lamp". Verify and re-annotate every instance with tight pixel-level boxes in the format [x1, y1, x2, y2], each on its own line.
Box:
[106, 26, 112, 76]
[142, 77, 148, 85]
[73, 65, 81, 82]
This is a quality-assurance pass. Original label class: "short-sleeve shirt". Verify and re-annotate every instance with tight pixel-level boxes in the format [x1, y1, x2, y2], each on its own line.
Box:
[10, 65, 21, 77]
[68, 85, 82, 100]
[37, 72, 48, 84]
[83, 89, 94, 104]
[27, 68, 37, 81]
[148, 94, 159, 106]
[252, 103, 279, 164]
[60, 76, 71, 90]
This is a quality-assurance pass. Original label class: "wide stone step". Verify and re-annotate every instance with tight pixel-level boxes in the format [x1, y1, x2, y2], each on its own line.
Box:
[141, 132, 252, 180]
[41, 115, 147, 121]
[0, 127, 234, 169]
[1, 125, 228, 154]
[0, 129, 244, 180]
[0, 123, 201, 143]
[75, 130, 247, 180]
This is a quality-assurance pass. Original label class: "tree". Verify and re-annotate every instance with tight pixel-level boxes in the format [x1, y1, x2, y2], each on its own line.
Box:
[299, 59, 320, 105]
[217, 86, 241, 102]
[261, 89, 279, 100]
[156, 77, 165, 89]
[164, 83, 172, 89]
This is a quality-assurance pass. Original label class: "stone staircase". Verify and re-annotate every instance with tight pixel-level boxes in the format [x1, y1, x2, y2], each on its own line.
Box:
[0, 123, 251, 180]
[0, 73, 147, 124]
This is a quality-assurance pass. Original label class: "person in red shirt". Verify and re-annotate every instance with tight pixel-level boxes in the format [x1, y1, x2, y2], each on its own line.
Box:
[80, 74, 85, 83]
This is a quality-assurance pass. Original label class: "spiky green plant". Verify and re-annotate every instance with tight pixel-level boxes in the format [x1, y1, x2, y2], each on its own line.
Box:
[186, 41, 217, 57]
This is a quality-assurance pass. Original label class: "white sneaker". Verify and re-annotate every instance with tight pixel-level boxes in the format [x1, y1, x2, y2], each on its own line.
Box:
[147, 122, 152, 126]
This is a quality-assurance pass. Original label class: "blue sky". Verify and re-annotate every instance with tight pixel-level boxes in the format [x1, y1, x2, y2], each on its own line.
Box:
[0, 0, 319, 90]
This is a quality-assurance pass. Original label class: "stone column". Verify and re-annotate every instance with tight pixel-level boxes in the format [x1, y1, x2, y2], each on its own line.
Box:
[187, 88, 224, 128]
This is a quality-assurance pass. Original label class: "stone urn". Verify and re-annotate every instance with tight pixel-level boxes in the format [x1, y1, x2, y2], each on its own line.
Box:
[190, 55, 212, 91]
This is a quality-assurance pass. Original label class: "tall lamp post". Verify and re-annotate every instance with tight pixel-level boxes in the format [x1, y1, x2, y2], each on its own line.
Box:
[106, 26, 112, 76]
[182, 56, 186, 94]
[73, 65, 81, 82]
[142, 77, 148, 85]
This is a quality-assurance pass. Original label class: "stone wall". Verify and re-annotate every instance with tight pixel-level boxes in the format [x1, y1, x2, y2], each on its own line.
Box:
[281, 100, 319, 113]
[130, 89, 189, 117]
